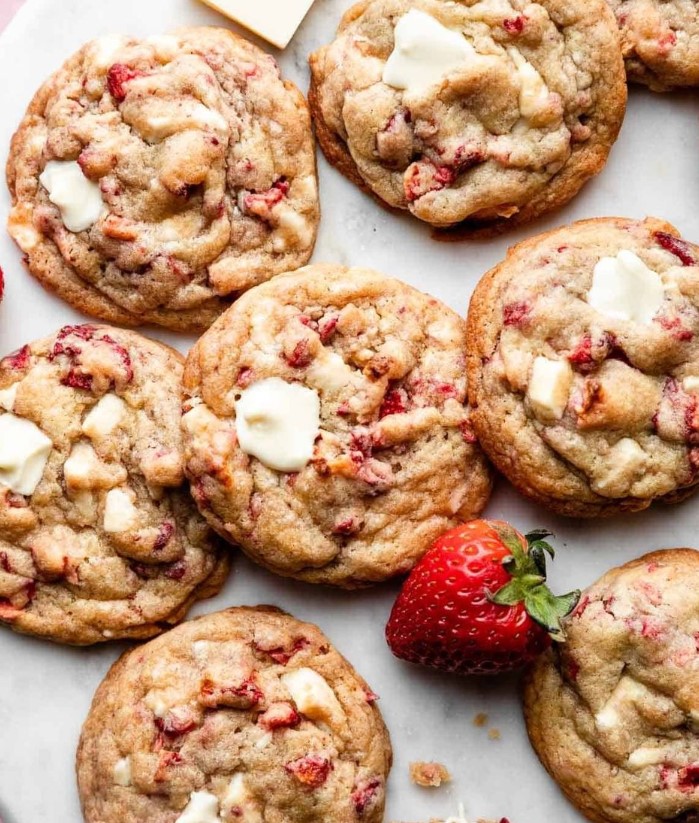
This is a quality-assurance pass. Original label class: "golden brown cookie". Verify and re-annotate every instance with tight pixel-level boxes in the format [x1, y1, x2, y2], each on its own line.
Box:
[309, 0, 626, 232]
[7, 28, 319, 332]
[467, 217, 699, 517]
[77, 606, 392, 823]
[524, 549, 699, 823]
[0, 324, 228, 645]
[607, 0, 699, 90]
[182, 264, 492, 587]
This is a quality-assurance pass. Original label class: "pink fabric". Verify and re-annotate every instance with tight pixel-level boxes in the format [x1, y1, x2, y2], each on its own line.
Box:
[0, 0, 25, 31]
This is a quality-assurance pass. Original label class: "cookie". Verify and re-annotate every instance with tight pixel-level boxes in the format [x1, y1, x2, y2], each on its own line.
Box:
[6, 27, 319, 332]
[182, 264, 492, 587]
[466, 216, 699, 517]
[607, 0, 699, 90]
[309, 0, 626, 232]
[0, 324, 229, 645]
[524, 549, 699, 823]
[77, 606, 392, 823]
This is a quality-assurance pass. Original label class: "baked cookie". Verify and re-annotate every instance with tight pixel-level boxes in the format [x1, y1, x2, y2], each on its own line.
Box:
[524, 549, 699, 823]
[6, 27, 319, 332]
[182, 264, 492, 587]
[77, 606, 392, 823]
[467, 216, 699, 517]
[309, 0, 626, 232]
[0, 324, 228, 645]
[607, 0, 699, 90]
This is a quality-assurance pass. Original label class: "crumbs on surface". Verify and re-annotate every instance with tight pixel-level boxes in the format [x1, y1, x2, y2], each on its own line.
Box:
[409, 760, 452, 787]
[488, 728, 501, 741]
[473, 712, 488, 727]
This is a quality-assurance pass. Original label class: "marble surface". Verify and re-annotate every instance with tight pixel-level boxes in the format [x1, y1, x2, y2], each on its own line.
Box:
[1, 1, 699, 821]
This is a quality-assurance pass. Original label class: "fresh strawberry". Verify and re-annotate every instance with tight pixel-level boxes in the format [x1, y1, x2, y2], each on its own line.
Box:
[385, 519, 579, 675]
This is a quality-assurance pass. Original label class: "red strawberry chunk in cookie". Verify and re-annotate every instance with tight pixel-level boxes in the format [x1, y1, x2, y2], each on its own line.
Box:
[404, 160, 455, 202]
[106, 64, 145, 102]
[50, 325, 133, 393]
[352, 777, 382, 815]
[199, 676, 263, 709]
[655, 231, 696, 266]
[243, 177, 290, 221]
[258, 702, 301, 731]
[285, 755, 333, 788]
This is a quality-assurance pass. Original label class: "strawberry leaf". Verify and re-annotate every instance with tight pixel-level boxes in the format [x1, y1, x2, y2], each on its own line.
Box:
[524, 587, 581, 641]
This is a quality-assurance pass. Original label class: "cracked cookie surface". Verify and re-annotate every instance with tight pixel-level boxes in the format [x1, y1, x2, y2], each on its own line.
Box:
[182, 264, 492, 587]
[607, 0, 699, 90]
[0, 324, 228, 645]
[309, 0, 626, 231]
[467, 217, 699, 517]
[77, 606, 392, 823]
[524, 549, 699, 823]
[6, 27, 318, 332]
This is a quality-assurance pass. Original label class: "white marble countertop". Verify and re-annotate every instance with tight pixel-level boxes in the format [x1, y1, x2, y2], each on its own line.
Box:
[1, 1, 699, 821]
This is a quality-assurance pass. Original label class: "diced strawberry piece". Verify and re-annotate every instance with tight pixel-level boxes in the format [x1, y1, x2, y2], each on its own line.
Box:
[164, 560, 187, 580]
[258, 702, 301, 731]
[318, 315, 339, 344]
[155, 751, 183, 782]
[657, 315, 694, 342]
[502, 301, 530, 327]
[678, 764, 699, 790]
[332, 516, 363, 536]
[199, 676, 263, 709]
[107, 64, 144, 102]
[243, 178, 289, 219]
[364, 688, 379, 704]
[51, 325, 132, 392]
[404, 160, 455, 202]
[655, 231, 696, 266]
[460, 419, 477, 444]
[253, 637, 310, 666]
[0, 552, 11, 573]
[153, 522, 175, 552]
[379, 388, 408, 418]
[0, 265, 4, 301]
[284, 339, 313, 368]
[503, 15, 525, 34]
[236, 367, 254, 387]
[1, 345, 31, 372]
[285, 755, 333, 788]
[352, 777, 382, 815]
[155, 708, 198, 738]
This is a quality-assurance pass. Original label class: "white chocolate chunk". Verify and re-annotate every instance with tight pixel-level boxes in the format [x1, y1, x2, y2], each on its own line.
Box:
[103, 488, 138, 533]
[221, 774, 263, 822]
[146, 34, 180, 59]
[0, 384, 19, 412]
[306, 351, 355, 393]
[526, 357, 573, 422]
[281, 667, 342, 724]
[628, 747, 667, 769]
[588, 251, 665, 325]
[383, 10, 477, 94]
[176, 791, 220, 823]
[594, 704, 619, 731]
[593, 438, 647, 497]
[82, 394, 127, 439]
[235, 378, 320, 472]
[197, 0, 316, 48]
[595, 676, 646, 731]
[90, 35, 128, 70]
[190, 104, 228, 132]
[113, 756, 132, 787]
[684, 376, 699, 394]
[39, 161, 104, 233]
[508, 48, 550, 119]
[143, 691, 169, 718]
[0, 413, 52, 495]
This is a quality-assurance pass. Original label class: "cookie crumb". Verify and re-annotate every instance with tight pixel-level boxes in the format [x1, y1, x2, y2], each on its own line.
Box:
[409, 761, 452, 787]
[488, 728, 501, 741]
[473, 712, 488, 727]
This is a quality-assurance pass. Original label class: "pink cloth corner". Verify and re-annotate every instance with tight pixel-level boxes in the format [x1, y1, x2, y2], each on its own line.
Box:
[0, 0, 25, 32]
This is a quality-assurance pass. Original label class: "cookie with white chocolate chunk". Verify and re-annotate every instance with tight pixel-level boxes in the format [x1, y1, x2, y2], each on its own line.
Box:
[0, 324, 228, 645]
[77, 606, 392, 823]
[467, 217, 699, 517]
[6, 27, 318, 332]
[524, 549, 699, 823]
[309, 0, 626, 231]
[182, 264, 492, 587]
